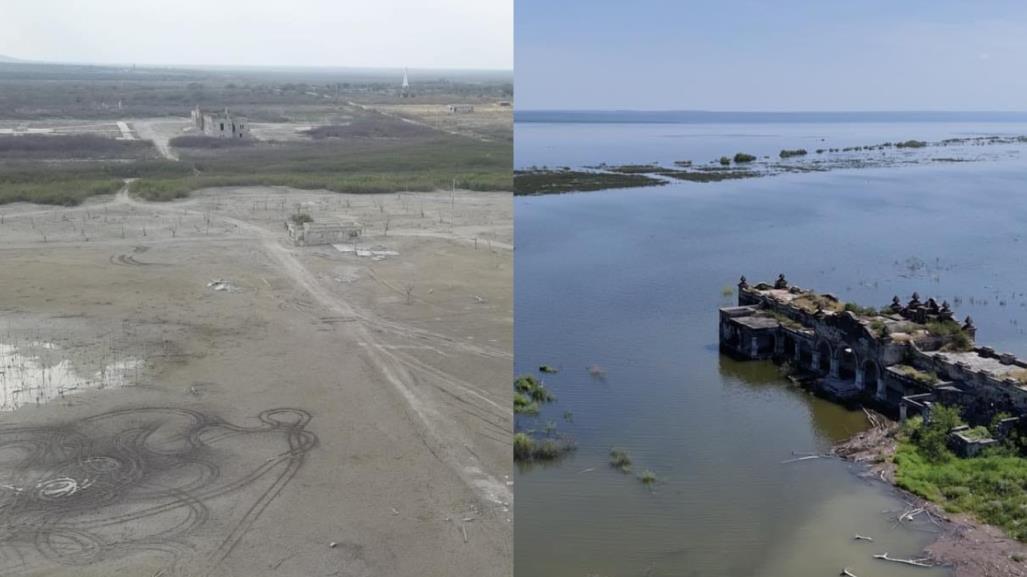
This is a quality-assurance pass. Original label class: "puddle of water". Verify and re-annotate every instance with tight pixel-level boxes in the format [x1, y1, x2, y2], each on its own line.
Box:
[0, 341, 141, 411]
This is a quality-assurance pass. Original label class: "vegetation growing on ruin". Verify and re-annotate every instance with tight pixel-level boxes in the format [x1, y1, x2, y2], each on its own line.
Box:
[869, 318, 888, 337]
[924, 320, 974, 351]
[893, 364, 940, 386]
[760, 310, 804, 331]
[843, 302, 878, 317]
[896, 407, 1027, 541]
[733, 153, 756, 163]
[791, 292, 844, 313]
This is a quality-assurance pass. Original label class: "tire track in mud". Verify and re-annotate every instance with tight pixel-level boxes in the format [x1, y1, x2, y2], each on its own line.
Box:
[0, 407, 316, 576]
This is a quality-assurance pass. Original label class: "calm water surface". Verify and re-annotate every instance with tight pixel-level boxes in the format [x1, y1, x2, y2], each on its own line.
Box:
[515, 120, 1027, 577]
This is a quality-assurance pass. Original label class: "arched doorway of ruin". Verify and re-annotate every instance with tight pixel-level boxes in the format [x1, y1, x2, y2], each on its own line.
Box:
[836, 346, 858, 382]
[815, 341, 832, 374]
[782, 334, 796, 358]
[861, 359, 880, 395]
[797, 340, 813, 369]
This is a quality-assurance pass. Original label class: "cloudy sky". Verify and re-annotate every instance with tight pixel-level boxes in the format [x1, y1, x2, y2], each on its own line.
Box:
[2, 0, 511, 70]
[517, 0, 1027, 110]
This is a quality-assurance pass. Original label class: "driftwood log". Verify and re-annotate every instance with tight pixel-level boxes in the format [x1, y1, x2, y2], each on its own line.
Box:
[873, 552, 933, 567]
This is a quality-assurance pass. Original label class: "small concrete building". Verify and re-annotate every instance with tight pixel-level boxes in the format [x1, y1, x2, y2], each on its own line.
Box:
[192, 106, 250, 139]
[285, 220, 361, 247]
[447, 104, 475, 114]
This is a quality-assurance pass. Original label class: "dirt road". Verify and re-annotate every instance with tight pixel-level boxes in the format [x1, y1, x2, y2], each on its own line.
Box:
[132, 118, 190, 160]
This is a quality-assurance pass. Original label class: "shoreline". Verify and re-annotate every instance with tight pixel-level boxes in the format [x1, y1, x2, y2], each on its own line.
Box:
[834, 419, 1027, 577]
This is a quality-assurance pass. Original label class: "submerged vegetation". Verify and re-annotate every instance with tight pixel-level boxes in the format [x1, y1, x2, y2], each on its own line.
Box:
[514, 132, 1027, 195]
[514, 374, 575, 462]
[514, 168, 665, 195]
[514, 432, 575, 462]
[609, 448, 632, 472]
[514, 375, 554, 415]
[779, 148, 808, 159]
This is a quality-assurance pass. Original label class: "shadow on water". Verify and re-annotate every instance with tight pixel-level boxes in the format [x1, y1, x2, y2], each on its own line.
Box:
[717, 355, 872, 444]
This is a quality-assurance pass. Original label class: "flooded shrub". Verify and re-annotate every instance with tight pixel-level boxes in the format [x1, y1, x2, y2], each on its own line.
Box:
[514, 432, 575, 462]
[638, 470, 657, 486]
[779, 148, 808, 158]
[514, 392, 539, 415]
[515, 375, 553, 403]
[718, 156, 731, 166]
[609, 448, 632, 472]
[733, 152, 756, 163]
[514, 433, 535, 461]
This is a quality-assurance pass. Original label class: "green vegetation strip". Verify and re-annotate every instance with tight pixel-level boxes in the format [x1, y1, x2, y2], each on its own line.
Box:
[514, 169, 665, 195]
[896, 407, 1027, 541]
[0, 135, 511, 206]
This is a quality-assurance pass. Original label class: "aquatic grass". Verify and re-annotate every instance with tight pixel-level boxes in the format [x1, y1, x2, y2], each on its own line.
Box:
[514, 392, 539, 415]
[609, 448, 632, 472]
[638, 470, 657, 486]
[514, 432, 576, 462]
[514, 375, 554, 403]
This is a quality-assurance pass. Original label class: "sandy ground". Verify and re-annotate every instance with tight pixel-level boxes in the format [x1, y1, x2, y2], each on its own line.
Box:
[357, 103, 512, 142]
[132, 118, 192, 160]
[836, 423, 1027, 577]
[0, 186, 512, 576]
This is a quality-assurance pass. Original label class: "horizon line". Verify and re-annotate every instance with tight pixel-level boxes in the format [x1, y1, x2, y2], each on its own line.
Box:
[0, 57, 512, 74]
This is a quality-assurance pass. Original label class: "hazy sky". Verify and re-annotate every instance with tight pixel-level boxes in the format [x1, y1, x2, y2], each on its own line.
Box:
[2, 0, 511, 70]
[517, 0, 1027, 110]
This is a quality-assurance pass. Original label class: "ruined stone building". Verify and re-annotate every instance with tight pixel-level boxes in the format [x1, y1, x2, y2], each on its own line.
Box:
[719, 275, 1027, 429]
[285, 219, 361, 247]
[191, 107, 250, 139]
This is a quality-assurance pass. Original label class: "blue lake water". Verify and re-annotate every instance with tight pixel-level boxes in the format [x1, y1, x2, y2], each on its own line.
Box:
[514, 118, 1027, 577]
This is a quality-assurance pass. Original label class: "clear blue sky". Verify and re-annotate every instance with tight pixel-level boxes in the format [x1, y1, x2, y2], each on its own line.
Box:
[516, 0, 1027, 111]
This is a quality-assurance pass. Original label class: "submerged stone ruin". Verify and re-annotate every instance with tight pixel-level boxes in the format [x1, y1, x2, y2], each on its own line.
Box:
[719, 275, 1027, 438]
